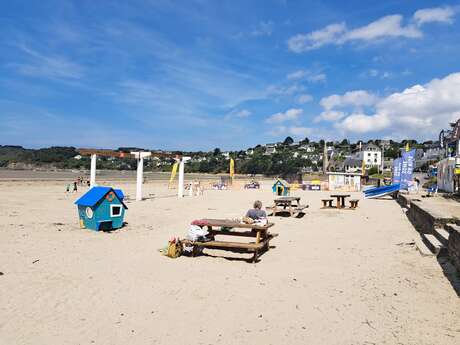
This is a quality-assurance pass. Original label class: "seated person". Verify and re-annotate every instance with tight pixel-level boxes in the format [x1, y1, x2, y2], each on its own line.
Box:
[246, 200, 267, 220]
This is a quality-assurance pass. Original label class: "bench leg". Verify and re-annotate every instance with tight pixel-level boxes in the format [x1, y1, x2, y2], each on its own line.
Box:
[252, 250, 258, 263]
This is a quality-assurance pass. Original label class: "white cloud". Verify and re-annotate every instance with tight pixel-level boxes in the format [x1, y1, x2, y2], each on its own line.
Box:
[288, 23, 346, 52]
[288, 126, 313, 137]
[287, 69, 327, 82]
[335, 72, 460, 137]
[287, 70, 307, 80]
[287, 6, 457, 52]
[314, 110, 346, 123]
[413, 6, 456, 26]
[296, 94, 313, 104]
[320, 90, 379, 110]
[266, 108, 303, 123]
[361, 69, 395, 79]
[267, 83, 306, 96]
[250, 21, 274, 37]
[234, 109, 251, 117]
[340, 113, 390, 133]
[344, 15, 421, 41]
[15, 45, 84, 80]
[224, 109, 252, 119]
[271, 125, 313, 138]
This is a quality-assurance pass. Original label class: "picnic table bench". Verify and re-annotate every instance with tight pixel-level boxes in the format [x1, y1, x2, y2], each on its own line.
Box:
[321, 198, 334, 208]
[330, 194, 351, 209]
[181, 219, 277, 263]
[266, 196, 308, 217]
[349, 199, 360, 209]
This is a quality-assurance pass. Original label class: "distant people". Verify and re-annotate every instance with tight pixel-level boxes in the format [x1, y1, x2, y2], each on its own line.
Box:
[66, 184, 70, 193]
[246, 200, 267, 220]
[87, 180, 90, 187]
[414, 177, 420, 192]
[73, 181, 78, 192]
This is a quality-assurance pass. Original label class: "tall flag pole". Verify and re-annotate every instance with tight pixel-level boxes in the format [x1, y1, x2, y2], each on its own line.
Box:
[230, 158, 235, 184]
[169, 162, 179, 189]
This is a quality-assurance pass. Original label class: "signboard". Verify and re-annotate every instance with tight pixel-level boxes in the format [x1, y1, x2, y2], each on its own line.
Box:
[308, 184, 321, 191]
[392, 158, 402, 184]
[400, 149, 416, 190]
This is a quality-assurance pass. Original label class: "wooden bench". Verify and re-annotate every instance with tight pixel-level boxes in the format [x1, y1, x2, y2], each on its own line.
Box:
[295, 204, 308, 212]
[268, 197, 307, 217]
[321, 199, 333, 208]
[182, 234, 278, 262]
[349, 199, 360, 209]
[183, 219, 276, 262]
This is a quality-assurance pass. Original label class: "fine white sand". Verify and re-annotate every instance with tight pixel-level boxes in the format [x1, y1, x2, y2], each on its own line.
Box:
[0, 180, 459, 345]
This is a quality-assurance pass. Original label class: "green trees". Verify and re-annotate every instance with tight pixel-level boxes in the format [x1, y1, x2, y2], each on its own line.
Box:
[283, 136, 294, 145]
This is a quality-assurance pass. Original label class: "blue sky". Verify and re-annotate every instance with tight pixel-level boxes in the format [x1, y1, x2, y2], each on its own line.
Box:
[1, 0, 460, 150]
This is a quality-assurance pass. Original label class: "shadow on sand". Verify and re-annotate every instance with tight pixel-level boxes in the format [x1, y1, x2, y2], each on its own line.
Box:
[437, 256, 460, 297]
[185, 245, 276, 263]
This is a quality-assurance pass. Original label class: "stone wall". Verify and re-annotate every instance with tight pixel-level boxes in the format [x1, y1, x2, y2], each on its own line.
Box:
[447, 224, 460, 272]
[407, 201, 449, 234]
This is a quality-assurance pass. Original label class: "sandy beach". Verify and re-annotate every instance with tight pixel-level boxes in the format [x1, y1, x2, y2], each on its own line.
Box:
[0, 179, 459, 345]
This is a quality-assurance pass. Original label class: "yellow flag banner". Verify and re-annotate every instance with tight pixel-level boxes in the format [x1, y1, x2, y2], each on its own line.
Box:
[230, 158, 235, 178]
[405, 142, 410, 152]
[169, 162, 179, 188]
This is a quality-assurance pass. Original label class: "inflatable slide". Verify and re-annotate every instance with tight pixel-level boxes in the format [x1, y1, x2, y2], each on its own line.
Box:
[363, 183, 400, 199]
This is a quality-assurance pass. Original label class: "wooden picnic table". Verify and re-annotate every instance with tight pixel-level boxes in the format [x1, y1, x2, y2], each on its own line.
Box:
[181, 219, 277, 263]
[330, 194, 351, 208]
[267, 196, 308, 216]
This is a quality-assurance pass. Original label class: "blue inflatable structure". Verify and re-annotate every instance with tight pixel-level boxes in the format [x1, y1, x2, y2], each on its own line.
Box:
[363, 183, 400, 199]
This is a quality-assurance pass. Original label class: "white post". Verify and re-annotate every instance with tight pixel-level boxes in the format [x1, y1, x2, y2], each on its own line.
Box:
[136, 156, 144, 201]
[381, 145, 384, 174]
[90, 154, 97, 188]
[178, 157, 191, 198]
[131, 152, 152, 201]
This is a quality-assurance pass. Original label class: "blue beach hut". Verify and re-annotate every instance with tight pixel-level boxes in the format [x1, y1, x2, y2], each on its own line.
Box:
[272, 178, 290, 196]
[74, 186, 127, 231]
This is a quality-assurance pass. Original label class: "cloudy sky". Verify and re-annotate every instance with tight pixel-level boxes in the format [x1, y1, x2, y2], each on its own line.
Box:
[1, 1, 460, 150]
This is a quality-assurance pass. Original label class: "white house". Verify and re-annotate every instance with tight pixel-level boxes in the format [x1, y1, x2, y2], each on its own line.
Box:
[354, 143, 381, 168]
[264, 143, 277, 155]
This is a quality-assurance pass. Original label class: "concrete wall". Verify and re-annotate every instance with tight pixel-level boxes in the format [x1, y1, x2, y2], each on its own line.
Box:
[407, 201, 455, 234]
[447, 224, 460, 272]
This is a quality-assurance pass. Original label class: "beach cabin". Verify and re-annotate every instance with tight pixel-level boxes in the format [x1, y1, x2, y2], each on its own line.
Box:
[272, 179, 290, 196]
[74, 186, 127, 231]
[327, 172, 362, 192]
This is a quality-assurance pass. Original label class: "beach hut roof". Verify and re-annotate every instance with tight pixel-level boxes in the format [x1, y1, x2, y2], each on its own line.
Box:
[74, 186, 127, 208]
[274, 178, 290, 186]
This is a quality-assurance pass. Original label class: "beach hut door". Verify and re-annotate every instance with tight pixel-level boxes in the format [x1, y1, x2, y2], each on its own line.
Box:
[277, 185, 283, 195]
[98, 221, 113, 231]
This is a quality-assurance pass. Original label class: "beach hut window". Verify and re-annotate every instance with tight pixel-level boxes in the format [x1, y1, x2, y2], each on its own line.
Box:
[110, 205, 122, 217]
[85, 207, 93, 219]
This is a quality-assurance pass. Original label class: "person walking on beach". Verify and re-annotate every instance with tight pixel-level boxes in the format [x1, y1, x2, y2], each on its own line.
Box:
[66, 184, 70, 193]
[414, 177, 420, 193]
[73, 181, 78, 192]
